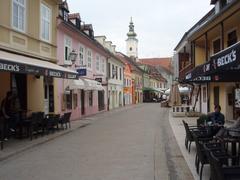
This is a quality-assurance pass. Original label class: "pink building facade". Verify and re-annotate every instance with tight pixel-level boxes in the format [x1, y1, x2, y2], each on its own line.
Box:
[57, 3, 109, 120]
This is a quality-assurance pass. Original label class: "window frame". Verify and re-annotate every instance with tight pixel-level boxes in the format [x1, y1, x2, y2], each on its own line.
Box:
[96, 54, 100, 72]
[64, 35, 72, 65]
[101, 57, 105, 73]
[79, 44, 85, 66]
[66, 90, 73, 110]
[40, 2, 52, 42]
[227, 28, 238, 47]
[12, 0, 26, 32]
[119, 68, 122, 80]
[212, 37, 221, 55]
[87, 49, 92, 69]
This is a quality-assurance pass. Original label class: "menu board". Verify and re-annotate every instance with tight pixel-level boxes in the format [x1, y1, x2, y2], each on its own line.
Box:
[235, 89, 240, 108]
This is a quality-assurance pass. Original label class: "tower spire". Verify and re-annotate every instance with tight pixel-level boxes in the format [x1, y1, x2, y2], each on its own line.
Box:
[127, 17, 137, 38]
[126, 17, 138, 59]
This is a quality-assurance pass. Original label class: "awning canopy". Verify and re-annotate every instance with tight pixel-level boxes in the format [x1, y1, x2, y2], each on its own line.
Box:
[69, 79, 85, 90]
[0, 50, 78, 79]
[183, 41, 240, 83]
[69, 78, 104, 90]
[83, 79, 104, 90]
[142, 87, 162, 93]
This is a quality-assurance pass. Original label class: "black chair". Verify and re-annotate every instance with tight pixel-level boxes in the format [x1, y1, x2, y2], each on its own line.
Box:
[59, 112, 71, 129]
[44, 114, 60, 134]
[29, 112, 44, 140]
[182, 120, 208, 153]
[209, 152, 240, 180]
[192, 132, 215, 180]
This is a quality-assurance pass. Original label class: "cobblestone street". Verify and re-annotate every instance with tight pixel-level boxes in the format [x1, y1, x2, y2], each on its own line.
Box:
[0, 104, 193, 180]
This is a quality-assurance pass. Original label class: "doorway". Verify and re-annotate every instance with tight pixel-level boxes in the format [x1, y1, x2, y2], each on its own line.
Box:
[98, 90, 105, 111]
[214, 86, 219, 106]
[44, 78, 54, 114]
[81, 90, 85, 115]
[11, 73, 27, 110]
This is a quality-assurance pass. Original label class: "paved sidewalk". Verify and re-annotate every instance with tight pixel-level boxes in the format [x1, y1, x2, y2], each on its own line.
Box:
[168, 112, 210, 180]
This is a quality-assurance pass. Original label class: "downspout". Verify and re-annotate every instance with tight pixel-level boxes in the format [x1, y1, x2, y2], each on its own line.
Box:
[106, 57, 109, 111]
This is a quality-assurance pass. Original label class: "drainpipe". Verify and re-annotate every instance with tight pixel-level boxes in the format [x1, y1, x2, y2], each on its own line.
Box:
[106, 57, 109, 111]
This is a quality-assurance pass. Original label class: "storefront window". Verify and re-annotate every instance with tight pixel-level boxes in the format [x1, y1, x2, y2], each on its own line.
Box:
[66, 90, 72, 109]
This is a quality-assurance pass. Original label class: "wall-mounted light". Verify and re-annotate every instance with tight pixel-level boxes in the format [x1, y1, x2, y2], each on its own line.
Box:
[68, 50, 78, 64]
[35, 75, 40, 79]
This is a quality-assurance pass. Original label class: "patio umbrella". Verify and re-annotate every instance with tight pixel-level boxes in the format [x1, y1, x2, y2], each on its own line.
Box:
[169, 83, 181, 106]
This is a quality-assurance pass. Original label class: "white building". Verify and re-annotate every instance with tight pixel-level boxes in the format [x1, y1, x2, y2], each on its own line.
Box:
[95, 36, 124, 110]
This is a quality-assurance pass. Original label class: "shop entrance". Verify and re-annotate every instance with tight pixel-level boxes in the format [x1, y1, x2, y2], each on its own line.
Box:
[11, 73, 27, 110]
[44, 78, 54, 114]
[98, 90, 105, 111]
[81, 90, 85, 115]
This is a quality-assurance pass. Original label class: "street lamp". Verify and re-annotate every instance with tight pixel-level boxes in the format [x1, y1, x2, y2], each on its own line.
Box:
[68, 50, 78, 64]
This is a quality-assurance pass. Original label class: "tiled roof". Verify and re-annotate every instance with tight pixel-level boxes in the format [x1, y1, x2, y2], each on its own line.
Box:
[116, 52, 143, 74]
[139, 58, 173, 74]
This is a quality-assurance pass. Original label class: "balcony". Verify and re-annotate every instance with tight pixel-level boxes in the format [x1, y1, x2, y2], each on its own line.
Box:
[179, 63, 194, 81]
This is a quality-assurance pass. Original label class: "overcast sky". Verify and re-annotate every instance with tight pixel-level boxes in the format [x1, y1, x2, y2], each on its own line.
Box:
[67, 0, 214, 58]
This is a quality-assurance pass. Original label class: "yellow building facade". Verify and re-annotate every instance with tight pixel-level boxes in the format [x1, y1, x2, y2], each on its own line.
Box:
[0, 0, 76, 115]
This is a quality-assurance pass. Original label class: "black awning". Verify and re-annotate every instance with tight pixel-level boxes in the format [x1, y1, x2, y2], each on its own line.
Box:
[0, 50, 78, 79]
[183, 41, 240, 83]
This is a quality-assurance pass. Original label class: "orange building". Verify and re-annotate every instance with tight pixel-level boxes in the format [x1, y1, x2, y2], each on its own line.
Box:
[123, 62, 133, 105]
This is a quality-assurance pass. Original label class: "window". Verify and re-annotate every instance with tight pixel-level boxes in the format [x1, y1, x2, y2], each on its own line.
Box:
[124, 78, 126, 86]
[89, 91, 93, 106]
[41, 3, 51, 41]
[213, 38, 221, 54]
[108, 63, 111, 78]
[101, 58, 105, 73]
[119, 68, 122, 80]
[112, 64, 115, 78]
[63, 10, 68, 21]
[220, 0, 227, 9]
[64, 36, 72, 63]
[12, 0, 26, 32]
[87, 50, 92, 68]
[116, 66, 118, 79]
[96, 55, 100, 71]
[79, 45, 85, 65]
[129, 47, 132, 51]
[227, 30, 237, 47]
[66, 90, 73, 109]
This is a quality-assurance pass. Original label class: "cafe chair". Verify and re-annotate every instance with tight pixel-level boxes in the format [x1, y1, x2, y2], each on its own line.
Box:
[59, 112, 71, 129]
[209, 152, 240, 180]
